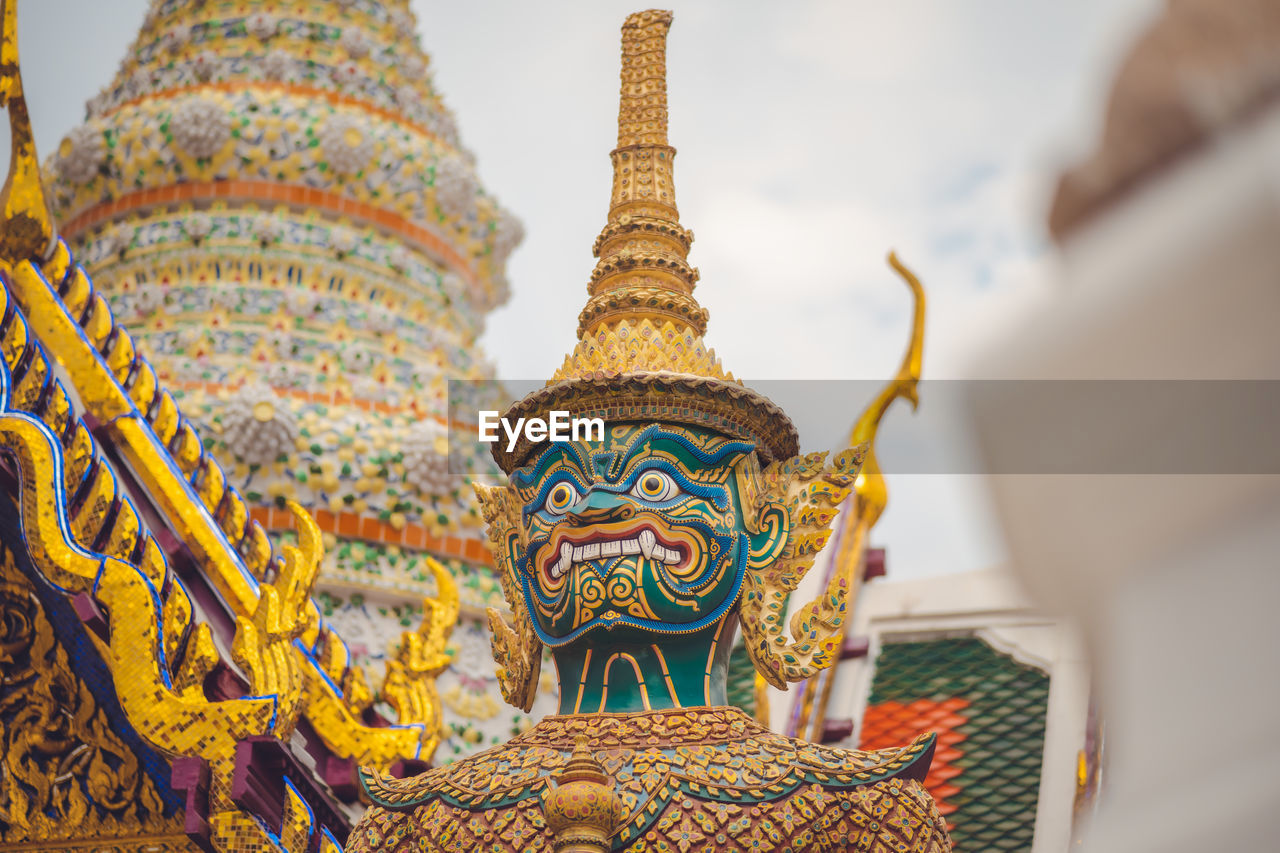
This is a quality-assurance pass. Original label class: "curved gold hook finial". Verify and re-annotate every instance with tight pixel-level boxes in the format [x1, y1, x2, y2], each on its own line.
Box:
[793, 252, 926, 739]
[0, 0, 54, 267]
[848, 251, 926, 531]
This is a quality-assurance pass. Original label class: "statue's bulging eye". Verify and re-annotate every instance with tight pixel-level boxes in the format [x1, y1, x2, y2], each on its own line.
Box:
[631, 470, 679, 503]
[544, 482, 580, 515]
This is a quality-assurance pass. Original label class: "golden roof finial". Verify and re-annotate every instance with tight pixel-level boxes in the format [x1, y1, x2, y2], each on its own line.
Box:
[0, 0, 53, 266]
[574, 9, 706, 340]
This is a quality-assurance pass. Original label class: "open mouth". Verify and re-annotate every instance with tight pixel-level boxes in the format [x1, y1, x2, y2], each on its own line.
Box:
[544, 527, 685, 579]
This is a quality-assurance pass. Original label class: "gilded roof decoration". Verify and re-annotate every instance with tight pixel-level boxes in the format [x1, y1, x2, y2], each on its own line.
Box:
[40, 0, 540, 761]
[0, 542, 185, 849]
[0, 0, 468, 847]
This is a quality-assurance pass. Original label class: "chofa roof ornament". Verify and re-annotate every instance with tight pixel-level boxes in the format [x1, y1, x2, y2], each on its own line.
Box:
[0, 0, 54, 266]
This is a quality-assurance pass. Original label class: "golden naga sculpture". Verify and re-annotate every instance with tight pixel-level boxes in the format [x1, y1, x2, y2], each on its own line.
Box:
[794, 250, 927, 741]
[352, 11, 952, 852]
[0, 2, 458, 850]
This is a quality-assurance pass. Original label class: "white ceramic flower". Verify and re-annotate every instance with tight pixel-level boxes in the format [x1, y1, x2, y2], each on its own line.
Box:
[353, 374, 384, 400]
[132, 283, 166, 316]
[160, 27, 188, 55]
[211, 285, 240, 311]
[489, 275, 512, 310]
[57, 124, 106, 185]
[286, 289, 319, 317]
[125, 68, 154, 100]
[319, 113, 374, 175]
[96, 224, 130, 259]
[409, 365, 436, 390]
[342, 345, 375, 373]
[191, 49, 219, 81]
[184, 212, 213, 242]
[365, 305, 397, 333]
[251, 215, 284, 244]
[440, 273, 466, 303]
[491, 209, 525, 264]
[432, 155, 477, 220]
[172, 358, 210, 383]
[400, 53, 426, 80]
[387, 245, 411, 273]
[220, 382, 298, 467]
[330, 225, 359, 256]
[85, 90, 111, 119]
[265, 360, 306, 389]
[331, 61, 364, 94]
[424, 108, 458, 147]
[171, 96, 230, 159]
[395, 84, 421, 110]
[178, 324, 208, 346]
[266, 329, 294, 359]
[340, 27, 370, 59]
[261, 49, 295, 82]
[391, 11, 416, 38]
[246, 13, 279, 41]
[402, 419, 451, 496]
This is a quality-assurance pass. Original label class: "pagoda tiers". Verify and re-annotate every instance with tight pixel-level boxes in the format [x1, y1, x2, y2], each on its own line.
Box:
[44, 0, 552, 758]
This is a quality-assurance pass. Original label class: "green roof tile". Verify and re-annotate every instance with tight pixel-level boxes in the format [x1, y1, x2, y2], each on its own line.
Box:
[863, 637, 1050, 852]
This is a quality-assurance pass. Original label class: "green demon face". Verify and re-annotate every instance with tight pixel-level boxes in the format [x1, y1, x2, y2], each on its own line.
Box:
[506, 423, 787, 647]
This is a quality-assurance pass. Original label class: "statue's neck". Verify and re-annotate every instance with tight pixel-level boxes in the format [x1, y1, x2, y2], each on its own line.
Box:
[550, 620, 735, 715]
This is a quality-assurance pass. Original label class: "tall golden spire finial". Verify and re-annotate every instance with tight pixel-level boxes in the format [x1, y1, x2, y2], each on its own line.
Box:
[575, 9, 707, 340]
[494, 10, 799, 473]
[0, 0, 53, 266]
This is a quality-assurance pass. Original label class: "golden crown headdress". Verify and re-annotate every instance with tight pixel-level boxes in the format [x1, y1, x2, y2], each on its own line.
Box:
[492, 10, 798, 473]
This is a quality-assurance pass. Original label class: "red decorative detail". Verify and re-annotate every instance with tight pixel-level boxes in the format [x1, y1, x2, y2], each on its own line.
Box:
[864, 547, 886, 579]
[860, 697, 969, 830]
[171, 756, 214, 853]
[818, 717, 854, 743]
[839, 634, 870, 660]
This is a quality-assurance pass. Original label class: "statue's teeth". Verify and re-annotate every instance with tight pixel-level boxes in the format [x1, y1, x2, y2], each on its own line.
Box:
[600, 540, 621, 557]
[580, 542, 601, 560]
[638, 529, 656, 559]
[651, 545, 667, 562]
[621, 538, 641, 555]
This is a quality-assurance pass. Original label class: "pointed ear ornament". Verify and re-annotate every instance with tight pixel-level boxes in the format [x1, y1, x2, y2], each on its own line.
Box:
[474, 481, 543, 712]
[738, 445, 867, 689]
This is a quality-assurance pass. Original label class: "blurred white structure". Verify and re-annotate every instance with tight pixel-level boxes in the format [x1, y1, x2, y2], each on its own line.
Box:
[967, 1, 1280, 850]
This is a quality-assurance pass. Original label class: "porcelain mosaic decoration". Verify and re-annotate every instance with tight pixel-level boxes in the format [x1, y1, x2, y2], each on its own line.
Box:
[45, 0, 553, 759]
[0, 0, 466, 847]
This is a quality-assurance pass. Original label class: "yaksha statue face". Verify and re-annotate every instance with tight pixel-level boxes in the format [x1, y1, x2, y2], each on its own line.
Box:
[471, 8, 873, 716]
[508, 423, 785, 645]
[478, 416, 865, 714]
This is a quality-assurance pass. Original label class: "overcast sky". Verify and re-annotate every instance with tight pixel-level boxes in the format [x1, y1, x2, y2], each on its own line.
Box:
[12, 0, 1161, 582]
